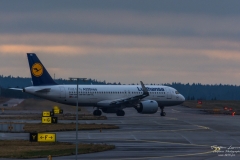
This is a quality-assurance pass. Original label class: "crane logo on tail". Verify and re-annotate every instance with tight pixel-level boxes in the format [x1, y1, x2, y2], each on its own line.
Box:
[31, 63, 43, 77]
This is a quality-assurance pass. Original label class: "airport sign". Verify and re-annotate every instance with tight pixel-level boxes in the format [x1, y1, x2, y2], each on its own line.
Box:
[54, 109, 60, 114]
[53, 106, 59, 110]
[42, 111, 51, 117]
[42, 117, 52, 123]
[50, 111, 54, 116]
[29, 133, 56, 142]
[41, 117, 58, 124]
[29, 133, 38, 142]
[37, 133, 56, 142]
[42, 111, 54, 117]
[51, 117, 58, 124]
[52, 108, 63, 114]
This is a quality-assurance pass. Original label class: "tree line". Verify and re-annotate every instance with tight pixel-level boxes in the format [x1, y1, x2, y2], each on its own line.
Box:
[0, 75, 240, 100]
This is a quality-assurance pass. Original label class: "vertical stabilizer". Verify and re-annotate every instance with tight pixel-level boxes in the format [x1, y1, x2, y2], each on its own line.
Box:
[27, 53, 57, 86]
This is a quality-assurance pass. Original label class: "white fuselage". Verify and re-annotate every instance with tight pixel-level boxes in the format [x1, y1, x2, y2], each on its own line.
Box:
[24, 84, 185, 107]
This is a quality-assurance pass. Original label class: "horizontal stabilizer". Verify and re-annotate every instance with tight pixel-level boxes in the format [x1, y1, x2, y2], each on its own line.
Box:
[9, 88, 23, 91]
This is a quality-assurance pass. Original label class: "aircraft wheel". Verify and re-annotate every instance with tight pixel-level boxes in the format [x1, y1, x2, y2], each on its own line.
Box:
[93, 110, 102, 116]
[116, 110, 125, 116]
[159, 106, 166, 116]
[160, 112, 166, 116]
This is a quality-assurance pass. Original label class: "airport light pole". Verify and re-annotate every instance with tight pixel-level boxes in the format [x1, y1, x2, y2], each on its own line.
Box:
[69, 77, 87, 160]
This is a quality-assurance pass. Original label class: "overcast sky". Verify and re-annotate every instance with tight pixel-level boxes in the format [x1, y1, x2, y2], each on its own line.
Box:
[0, 0, 240, 84]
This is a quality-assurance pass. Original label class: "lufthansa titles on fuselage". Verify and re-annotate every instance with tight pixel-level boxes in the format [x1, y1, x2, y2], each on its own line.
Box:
[68, 87, 164, 92]
[137, 87, 164, 92]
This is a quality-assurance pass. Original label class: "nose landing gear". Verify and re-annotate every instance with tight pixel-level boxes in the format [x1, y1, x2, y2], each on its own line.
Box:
[116, 110, 125, 116]
[159, 106, 166, 116]
[93, 109, 102, 116]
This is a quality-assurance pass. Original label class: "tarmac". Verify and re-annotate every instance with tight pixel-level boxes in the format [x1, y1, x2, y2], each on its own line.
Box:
[1, 104, 240, 160]
[0, 99, 24, 108]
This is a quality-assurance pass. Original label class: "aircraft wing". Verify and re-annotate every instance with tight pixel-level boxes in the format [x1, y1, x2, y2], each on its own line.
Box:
[98, 81, 149, 106]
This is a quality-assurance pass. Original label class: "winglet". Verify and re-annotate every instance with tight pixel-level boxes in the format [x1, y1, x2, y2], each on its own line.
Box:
[140, 81, 149, 95]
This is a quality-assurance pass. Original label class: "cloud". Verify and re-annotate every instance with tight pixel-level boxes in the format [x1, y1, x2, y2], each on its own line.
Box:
[0, 8, 240, 41]
[0, 33, 240, 84]
[1, 0, 240, 15]
[0, 1, 240, 85]
[0, 45, 83, 55]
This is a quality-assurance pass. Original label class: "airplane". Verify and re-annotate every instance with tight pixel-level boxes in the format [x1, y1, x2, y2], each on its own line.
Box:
[11, 53, 185, 116]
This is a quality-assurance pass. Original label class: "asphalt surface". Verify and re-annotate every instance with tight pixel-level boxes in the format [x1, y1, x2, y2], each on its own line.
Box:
[1, 104, 240, 160]
[0, 99, 24, 108]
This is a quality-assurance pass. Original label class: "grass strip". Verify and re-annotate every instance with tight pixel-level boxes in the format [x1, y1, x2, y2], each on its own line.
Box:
[24, 123, 119, 132]
[0, 140, 115, 158]
[183, 100, 240, 114]
[0, 114, 107, 120]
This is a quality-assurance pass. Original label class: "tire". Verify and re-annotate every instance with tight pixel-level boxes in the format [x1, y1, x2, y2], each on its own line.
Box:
[93, 110, 102, 116]
[160, 112, 166, 116]
[116, 110, 125, 116]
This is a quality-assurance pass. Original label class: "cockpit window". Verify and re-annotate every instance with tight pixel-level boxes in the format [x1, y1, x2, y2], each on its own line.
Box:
[175, 91, 180, 94]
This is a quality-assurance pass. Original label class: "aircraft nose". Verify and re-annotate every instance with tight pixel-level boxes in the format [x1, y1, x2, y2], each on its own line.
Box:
[181, 94, 185, 102]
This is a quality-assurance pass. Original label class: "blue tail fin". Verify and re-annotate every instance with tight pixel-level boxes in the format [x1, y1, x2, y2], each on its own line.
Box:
[27, 53, 57, 86]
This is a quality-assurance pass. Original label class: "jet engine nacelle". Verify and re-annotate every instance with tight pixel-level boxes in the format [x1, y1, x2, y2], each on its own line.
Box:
[136, 100, 158, 114]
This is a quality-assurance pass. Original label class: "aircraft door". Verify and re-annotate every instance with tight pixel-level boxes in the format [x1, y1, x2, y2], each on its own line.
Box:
[166, 88, 172, 99]
[59, 87, 66, 99]
[124, 90, 130, 97]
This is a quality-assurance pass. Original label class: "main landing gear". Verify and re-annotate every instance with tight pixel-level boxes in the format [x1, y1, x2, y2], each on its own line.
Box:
[93, 109, 102, 116]
[159, 106, 166, 116]
[93, 108, 125, 116]
[116, 110, 125, 116]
